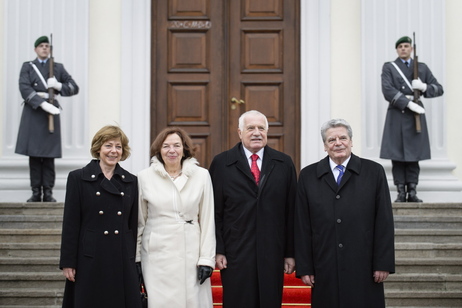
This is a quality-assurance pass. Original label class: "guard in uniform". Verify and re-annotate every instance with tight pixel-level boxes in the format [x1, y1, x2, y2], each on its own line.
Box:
[380, 36, 443, 202]
[15, 35, 79, 202]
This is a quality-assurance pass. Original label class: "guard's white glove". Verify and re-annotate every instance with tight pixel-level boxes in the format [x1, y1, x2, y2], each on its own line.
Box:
[407, 101, 425, 114]
[47, 77, 62, 91]
[412, 79, 427, 92]
[36, 92, 49, 99]
[40, 102, 60, 115]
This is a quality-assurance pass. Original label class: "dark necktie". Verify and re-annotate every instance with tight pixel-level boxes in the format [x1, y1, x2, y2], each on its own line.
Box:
[250, 154, 260, 185]
[336, 165, 344, 186]
[41, 61, 45, 67]
[405, 61, 409, 67]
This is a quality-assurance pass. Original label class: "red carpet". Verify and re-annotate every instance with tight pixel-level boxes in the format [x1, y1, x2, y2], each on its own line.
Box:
[211, 270, 311, 307]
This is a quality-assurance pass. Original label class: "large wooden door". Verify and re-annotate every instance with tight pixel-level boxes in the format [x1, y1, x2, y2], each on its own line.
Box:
[151, 0, 300, 168]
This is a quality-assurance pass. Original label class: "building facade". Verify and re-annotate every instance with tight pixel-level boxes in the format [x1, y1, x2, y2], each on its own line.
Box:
[1, 0, 462, 202]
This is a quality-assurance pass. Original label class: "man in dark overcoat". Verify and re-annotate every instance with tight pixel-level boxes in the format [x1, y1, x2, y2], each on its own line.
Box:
[295, 119, 395, 308]
[380, 35, 443, 202]
[15, 35, 79, 202]
[209, 110, 297, 308]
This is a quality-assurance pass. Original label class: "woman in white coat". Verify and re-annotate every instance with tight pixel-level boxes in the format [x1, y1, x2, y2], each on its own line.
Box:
[136, 127, 216, 308]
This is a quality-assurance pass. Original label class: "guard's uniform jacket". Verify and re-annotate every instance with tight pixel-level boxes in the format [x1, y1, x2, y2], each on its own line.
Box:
[380, 58, 443, 161]
[15, 58, 79, 158]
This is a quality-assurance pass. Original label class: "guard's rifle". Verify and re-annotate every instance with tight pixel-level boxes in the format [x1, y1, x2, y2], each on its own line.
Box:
[413, 32, 422, 133]
[48, 33, 54, 133]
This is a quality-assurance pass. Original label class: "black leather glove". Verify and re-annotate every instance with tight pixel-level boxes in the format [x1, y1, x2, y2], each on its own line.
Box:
[197, 266, 213, 285]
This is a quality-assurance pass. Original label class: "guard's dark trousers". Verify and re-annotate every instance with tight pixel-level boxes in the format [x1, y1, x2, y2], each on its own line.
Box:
[27, 157, 56, 202]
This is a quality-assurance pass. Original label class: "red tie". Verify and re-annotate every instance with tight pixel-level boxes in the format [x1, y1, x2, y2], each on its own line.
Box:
[251, 154, 260, 185]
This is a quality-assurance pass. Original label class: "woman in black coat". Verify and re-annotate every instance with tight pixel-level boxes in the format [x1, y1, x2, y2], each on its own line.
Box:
[59, 125, 141, 308]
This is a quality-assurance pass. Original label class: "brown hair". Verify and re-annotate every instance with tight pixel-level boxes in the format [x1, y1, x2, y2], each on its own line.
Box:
[90, 125, 131, 161]
[151, 127, 196, 164]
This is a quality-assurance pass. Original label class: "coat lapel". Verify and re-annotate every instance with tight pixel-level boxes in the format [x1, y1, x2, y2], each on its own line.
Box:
[99, 177, 122, 195]
[171, 158, 198, 192]
[317, 156, 337, 192]
[81, 160, 135, 196]
[226, 143, 283, 190]
[342, 153, 361, 181]
[259, 146, 282, 190]
[226, 143, 256, 185]
[316, 154, 362, 192]
[336, 154, 362, 190]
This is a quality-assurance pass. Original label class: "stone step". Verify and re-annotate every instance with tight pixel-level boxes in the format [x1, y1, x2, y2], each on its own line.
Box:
[0, 202, 459, 307]
[0, 257, 59, 272]
[0, 272, 64, 289]
[0, 216, 62, 229]
[395, 242, 462, 258]
[395, 258, 462, 274]
[0, 229, 61, 244]
[0, 243, 60, 258]
[385, 290, 462, 307]
[0, 203, 64, 216]
[0, 289, 63, 306]
[385, 273, 462, 291]
[392, 203, 462, 217]
[394, 216, 462, 229]
[395, 229, 462, 243]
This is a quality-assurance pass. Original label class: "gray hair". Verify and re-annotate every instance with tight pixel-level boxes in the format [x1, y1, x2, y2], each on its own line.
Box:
[320, 119, 353, 143]
[238, 110, 269, 131]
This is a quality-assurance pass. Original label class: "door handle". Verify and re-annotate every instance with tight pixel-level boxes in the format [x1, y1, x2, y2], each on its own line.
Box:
[231, 97, 245, 110]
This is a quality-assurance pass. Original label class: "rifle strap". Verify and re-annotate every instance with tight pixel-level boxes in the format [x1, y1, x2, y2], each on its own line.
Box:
[390, 62, 413, 91]
[29, 62, 48, 89]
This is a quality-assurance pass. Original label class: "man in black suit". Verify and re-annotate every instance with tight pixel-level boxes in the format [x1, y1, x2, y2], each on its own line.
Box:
[209, 110, 297, 308]
[295, 118, 395, 308]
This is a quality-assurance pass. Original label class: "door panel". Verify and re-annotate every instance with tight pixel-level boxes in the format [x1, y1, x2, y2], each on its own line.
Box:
[152, 0, 223, 168]
[152, 0, 299, 168]
[227, 0, 299, 164]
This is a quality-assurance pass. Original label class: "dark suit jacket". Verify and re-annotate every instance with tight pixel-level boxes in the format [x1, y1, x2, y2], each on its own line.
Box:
[295, 154, 395, 308]
[209, 143, 297, 308]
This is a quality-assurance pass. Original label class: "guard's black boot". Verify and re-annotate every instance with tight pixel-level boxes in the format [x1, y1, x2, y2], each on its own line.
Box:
[27, 187, 42, 202]
[42, 187, 57, 202]
[394, 184, 406, 202]
[407, 183, 423, 202]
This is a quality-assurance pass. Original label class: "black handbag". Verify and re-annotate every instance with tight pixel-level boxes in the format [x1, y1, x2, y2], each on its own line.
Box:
[136, 262, 148, 308]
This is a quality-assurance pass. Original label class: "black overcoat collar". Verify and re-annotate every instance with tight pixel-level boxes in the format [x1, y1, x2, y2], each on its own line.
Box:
[316, 153, 361, 192]
[225, 142, 287, 189]
[80, 160, 136, 195]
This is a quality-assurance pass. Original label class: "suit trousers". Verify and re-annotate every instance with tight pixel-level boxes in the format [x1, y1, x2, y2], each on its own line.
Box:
[29, 156, 55, 188]
[391, 160, 419, 185]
